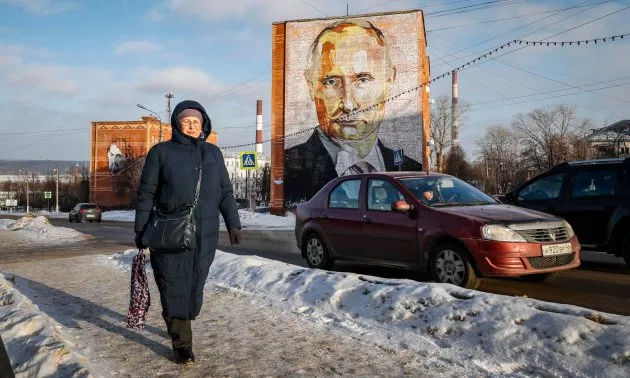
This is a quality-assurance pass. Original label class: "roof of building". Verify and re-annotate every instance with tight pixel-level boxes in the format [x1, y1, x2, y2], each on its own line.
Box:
[587, 120, 630, 140]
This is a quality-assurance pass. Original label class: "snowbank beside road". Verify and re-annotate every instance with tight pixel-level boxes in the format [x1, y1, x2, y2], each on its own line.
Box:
[106, 249, 630, 377]
[0, 274, 91, 377]
[0, 216, 91, 243]
[101, 209, 296, 230]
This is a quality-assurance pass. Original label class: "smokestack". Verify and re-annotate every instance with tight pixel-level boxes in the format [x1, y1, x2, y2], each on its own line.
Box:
[256, 99, 263, 155]
[451, 70, 459, 146]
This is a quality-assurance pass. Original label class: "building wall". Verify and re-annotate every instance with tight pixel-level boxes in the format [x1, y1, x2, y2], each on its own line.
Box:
[271, 10, 429, 213]
[89, 117, 218, 209]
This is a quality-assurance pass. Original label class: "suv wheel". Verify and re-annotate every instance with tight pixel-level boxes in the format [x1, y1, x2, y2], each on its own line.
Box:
[430, 242, 480, 289]
[303, 233, 333, 270]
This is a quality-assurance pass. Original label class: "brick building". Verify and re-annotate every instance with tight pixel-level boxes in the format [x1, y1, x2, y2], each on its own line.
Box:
[89, 116, 218, 208]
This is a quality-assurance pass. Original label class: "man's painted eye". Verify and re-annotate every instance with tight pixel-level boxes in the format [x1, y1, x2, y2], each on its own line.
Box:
[322, 77, 340, 87]
[357, 75, 373, 84]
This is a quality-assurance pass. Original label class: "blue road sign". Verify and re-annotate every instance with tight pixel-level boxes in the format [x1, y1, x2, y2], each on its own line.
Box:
[240, 152, 258, 170]
[393, 149, 404, 166]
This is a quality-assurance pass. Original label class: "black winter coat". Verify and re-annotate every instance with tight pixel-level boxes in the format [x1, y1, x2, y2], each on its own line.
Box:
[134, 100, 241, 320]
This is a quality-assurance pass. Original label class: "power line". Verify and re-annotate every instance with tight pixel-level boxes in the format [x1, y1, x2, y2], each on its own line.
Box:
[432, 0, 598, 68]
[300, 0, 328, 16]
[355, 0, 476, 15]
[426, 1, 613, 32]
[427, 0, 529, 18]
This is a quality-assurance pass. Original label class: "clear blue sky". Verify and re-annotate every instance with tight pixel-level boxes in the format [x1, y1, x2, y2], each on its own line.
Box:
[0, 0, 628, 161]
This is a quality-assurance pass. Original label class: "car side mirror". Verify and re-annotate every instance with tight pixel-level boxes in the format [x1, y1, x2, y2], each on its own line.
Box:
[392, 200, 413, 213]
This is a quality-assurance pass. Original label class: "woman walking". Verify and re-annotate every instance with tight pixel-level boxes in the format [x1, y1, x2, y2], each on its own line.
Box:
[134, 100, 241, 364]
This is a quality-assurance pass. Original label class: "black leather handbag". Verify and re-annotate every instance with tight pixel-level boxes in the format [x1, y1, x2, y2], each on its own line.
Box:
[142, 157, 203, 252]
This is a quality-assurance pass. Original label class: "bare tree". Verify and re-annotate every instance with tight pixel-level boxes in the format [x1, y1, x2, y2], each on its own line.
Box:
[476, 125, 523, 194]
[430, 95, 470, 172]
[513, 105, 594, 171]
[444, 145, 472, 181]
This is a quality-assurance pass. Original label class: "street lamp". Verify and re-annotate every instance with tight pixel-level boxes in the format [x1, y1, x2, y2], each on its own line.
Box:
[137, 104, 163, 142]
[53, 166, 59, 214]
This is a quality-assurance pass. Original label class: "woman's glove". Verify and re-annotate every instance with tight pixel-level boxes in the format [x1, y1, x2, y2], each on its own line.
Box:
[135, 231, 147, 250]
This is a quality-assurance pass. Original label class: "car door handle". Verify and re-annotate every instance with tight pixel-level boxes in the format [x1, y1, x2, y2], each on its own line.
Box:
[362, 217, 372, 224]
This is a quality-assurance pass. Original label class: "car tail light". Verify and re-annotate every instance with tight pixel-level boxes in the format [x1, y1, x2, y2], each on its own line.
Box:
[96, 209, 102, 213]
[79, 209, 85, 213]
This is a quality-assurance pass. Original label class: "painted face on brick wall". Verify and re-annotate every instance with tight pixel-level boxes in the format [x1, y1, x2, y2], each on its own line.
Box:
[107, 144, 126, 173]
[306, 23, 396, 142]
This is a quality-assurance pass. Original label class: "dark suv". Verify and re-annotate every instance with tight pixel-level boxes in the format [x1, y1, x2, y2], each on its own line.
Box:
[69, 203, 102, 223]
[502, 158, 630, 267]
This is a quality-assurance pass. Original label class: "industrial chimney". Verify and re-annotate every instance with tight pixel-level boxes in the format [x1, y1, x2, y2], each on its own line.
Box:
[451, 70, 459, 146]
[256, 100, 263, 155]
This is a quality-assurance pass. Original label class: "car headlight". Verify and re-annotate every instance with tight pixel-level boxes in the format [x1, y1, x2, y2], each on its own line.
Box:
[562, 220, 575, 238]
[481, 224, 527, 243]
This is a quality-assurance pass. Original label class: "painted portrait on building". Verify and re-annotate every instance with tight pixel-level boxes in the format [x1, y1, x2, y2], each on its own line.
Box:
[107, 143, 126, 173]
[282, 13, 426, 205]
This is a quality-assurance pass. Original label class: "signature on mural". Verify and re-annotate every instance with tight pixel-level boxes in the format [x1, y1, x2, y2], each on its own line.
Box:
[107, 143, 126, 173]
[284, 18, 423, 204]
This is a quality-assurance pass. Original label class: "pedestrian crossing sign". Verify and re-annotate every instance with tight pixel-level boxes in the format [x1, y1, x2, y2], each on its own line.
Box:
[393, 149, 404, 166]
[240, 152, 258, 170]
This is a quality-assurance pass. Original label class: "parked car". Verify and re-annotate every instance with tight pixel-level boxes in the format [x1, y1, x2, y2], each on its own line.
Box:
[502, 158, 630, 268]
[295, 172, 581, 289]
[69, 203, 102, 223]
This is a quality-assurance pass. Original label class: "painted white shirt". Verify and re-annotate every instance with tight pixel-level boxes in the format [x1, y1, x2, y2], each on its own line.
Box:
[317, 128, 386, 176]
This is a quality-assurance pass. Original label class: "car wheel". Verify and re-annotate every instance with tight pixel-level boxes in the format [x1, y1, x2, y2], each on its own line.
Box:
[430, 242, 480, 289]
[68, 216, 73, 222]
[303, 233, 333, 270]
[96, 219, 101, 223]
[521, 272, 557, 282]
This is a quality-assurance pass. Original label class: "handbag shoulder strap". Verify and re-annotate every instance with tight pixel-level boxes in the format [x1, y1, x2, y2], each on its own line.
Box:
[191, 147, 203, 209]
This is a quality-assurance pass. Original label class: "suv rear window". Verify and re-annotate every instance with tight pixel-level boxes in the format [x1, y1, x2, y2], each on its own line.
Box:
[571, 170, 616, 198]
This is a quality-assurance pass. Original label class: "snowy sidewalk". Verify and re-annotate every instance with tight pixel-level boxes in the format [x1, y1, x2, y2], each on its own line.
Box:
[1, 255, 453, 377]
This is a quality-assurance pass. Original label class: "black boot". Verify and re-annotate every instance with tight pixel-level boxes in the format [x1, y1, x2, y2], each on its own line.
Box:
[174, 347, 195, 364]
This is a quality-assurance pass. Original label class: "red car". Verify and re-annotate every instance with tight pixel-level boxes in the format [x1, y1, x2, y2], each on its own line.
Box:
[295, 172, 581, 289]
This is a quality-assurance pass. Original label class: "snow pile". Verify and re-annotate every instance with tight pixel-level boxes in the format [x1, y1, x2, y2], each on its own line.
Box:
[0, 216, 91, 242]
[100, 209, 296, 230]
[225, 209, 295, 230]
[101, 210, 135, 222]
[106, 250, 630, 377]
[0, 274, 91, 377]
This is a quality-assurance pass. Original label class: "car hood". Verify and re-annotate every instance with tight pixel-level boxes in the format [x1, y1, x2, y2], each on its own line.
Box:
[436, 204, 558, 224]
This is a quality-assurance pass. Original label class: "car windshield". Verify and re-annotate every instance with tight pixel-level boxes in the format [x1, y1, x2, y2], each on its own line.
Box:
[400, 177, 498, 207]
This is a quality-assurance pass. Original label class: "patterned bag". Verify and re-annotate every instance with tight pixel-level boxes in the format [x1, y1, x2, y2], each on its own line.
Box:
[127, 249, 151, 329]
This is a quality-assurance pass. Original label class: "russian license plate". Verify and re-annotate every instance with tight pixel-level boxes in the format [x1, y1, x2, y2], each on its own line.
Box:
[87, 214, 95, 218]
[542, 243, 572, 256]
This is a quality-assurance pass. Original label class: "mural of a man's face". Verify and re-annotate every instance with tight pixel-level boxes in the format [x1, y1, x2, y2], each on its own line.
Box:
[108, 144, 125, 173]
[306, 23, 396, 142]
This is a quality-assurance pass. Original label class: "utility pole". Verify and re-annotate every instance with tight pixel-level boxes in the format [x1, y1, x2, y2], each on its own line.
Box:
[55, 165, 59, 214]
[165, 91, 175, 142]
[26, 178, 29, 214]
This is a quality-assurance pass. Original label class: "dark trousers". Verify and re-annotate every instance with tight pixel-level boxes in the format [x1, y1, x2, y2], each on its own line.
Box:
[0, 334, 15, 378]
[162, 312, 193, 350]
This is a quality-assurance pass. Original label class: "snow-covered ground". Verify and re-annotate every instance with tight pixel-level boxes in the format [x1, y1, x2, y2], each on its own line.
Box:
[2, 246, 629, 376]
[0, 210, 68, 219]
[101, 209, 296, 230]
[0, 216, 91, 243]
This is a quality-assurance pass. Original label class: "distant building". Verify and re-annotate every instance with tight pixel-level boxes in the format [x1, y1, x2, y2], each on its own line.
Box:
[586, 120, 630, 158]
[222, 151, 269, 199]
[89, 116, 218, 208]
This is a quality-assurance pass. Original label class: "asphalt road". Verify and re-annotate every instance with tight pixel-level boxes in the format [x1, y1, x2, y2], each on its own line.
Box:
[2, 215, 629, 316]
